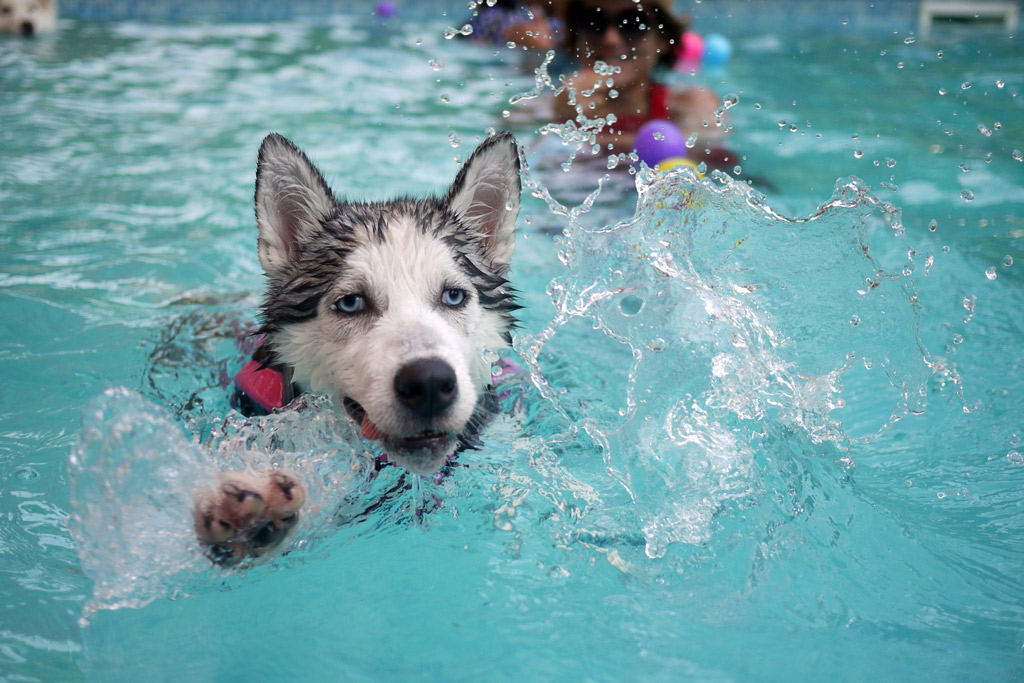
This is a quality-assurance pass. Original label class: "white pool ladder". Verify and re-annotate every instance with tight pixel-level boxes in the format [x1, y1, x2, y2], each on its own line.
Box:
[917, 0, 1020, 37]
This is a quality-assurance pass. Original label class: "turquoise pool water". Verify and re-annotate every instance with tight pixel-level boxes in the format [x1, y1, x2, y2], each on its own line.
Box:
[2, 6, 1023, 681]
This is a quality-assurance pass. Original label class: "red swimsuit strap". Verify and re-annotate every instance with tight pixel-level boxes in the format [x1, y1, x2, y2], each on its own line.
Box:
[610, 83, 674, 133]
[648, 82, 672, 120]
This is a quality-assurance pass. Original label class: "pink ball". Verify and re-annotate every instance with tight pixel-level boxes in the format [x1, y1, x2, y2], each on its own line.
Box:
[678, 31, 705, 64]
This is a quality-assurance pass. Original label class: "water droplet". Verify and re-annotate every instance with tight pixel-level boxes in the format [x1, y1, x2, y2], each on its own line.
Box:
[959, 162, 970, 173]
[853, 149, 863, 159]
[15, 466, 39, 482]
[1007, 450, 1024, 465]
[961, 81, 972, 91]
[938, 87, 947, 96]
[722, 93, 739, 108]
[842, 18, 849, 25]
[849, 315, 860, 327]
[886, 158, 897, 168]
[429, 59, 445, 71]
[896, 61, 905, 69]
[936, 50, 944, 58]
[928, 218, 938, 231]
[962, 295, 976, 322]
[620, 295, 644, 316]
[978, 124, 992, 136]
[653, 131, 665, 141]
[685, 132, 697, 149]
[1003, 255, 1014, 267]
[444, 23, 474, 39]
[960, 189, 974, 202]
[904, 36, 916, 44]
[996, 79, 1005, 88]
[985, 266, 997, 280]
[1013, 149, 1023, 162]
[753, 102, 761, 110]
[440, 94, 451, 103]
[501, 109, 510, 118]
[448, 131, 462, 147]
[733, 165, 742, 175]
[608, 89, 619, 99]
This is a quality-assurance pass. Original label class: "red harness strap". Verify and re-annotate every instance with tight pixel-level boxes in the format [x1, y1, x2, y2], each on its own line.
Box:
[233, 359, 288, 413]
[231, 337, 296, 416]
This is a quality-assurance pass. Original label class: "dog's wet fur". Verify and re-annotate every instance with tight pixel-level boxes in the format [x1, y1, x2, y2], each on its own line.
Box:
[194, 132, 521, 563]
[0, 0, 57, 36]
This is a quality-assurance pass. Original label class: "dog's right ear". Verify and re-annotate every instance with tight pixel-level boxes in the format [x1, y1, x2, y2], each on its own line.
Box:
[254, 133, 336, 277]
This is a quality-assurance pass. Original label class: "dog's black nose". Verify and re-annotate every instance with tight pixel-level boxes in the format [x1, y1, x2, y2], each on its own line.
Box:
[394, 358, 457, 418]
[21, 22, 35, 36]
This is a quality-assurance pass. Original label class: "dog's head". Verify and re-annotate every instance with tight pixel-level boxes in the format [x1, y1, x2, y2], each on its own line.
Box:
[253, 132, 521, 474]
[0, 0, 57, 36]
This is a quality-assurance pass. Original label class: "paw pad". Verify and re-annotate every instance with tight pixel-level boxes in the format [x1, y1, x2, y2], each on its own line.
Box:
[193, 471, 305, 566]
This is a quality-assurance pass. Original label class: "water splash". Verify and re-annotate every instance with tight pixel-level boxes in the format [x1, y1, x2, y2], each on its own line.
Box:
[515, 166, 942, 558]
[68, 388, 396, 622]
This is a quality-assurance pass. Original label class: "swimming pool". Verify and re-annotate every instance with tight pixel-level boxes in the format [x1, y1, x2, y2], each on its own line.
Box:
[1, 4, 1023, 680]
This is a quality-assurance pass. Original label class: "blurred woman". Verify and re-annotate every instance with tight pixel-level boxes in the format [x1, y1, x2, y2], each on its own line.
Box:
[555, 0, 730, 166]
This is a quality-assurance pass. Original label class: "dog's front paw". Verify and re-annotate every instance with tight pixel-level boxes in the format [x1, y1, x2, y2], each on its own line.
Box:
[193, 471, 305, 566]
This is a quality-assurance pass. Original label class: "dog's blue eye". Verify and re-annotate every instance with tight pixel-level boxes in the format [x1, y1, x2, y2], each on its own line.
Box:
[333, 294, 366, 314]
[441, 288, 466, 307]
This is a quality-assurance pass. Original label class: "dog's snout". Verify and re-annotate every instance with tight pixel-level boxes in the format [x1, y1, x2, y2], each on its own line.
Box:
[394, 358, 457, 418]
[20, 22, 35, 36]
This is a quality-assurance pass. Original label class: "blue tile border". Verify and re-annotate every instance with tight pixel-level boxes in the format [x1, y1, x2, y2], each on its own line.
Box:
[682, 0, 1022, 35]
[56, 0, 1024, 35]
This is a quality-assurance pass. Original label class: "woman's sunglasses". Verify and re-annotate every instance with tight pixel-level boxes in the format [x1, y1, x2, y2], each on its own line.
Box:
[575, 7, 654, 40]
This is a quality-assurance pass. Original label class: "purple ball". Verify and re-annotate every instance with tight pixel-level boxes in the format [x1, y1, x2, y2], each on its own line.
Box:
[634, 119, 687, 167]
[375, 1, 397, 18]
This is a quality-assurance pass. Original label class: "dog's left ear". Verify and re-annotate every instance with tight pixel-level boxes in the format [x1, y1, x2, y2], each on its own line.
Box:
[445, 132, 521, 273]
[254, 133, 336, 278]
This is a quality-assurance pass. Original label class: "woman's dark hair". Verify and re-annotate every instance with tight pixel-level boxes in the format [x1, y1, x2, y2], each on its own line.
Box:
[564, 0, 686, 68]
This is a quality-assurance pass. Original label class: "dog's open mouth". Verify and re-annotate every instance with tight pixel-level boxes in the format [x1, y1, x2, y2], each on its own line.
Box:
[342, 397, 455, 472]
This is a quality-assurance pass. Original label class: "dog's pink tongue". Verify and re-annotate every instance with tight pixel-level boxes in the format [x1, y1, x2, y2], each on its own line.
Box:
[361, 415, 385, 441]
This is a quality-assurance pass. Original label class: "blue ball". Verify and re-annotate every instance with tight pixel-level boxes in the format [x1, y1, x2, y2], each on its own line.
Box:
[703, 33, 733, 66]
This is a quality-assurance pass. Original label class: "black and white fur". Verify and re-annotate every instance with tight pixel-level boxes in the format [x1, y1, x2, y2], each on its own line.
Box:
[194, 132, 521, 563]
[254, 131, 521, 475]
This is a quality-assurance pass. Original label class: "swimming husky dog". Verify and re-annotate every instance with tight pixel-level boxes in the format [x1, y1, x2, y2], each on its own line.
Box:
[193, 131, 522, 563]
[0, 0, 57, 36]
